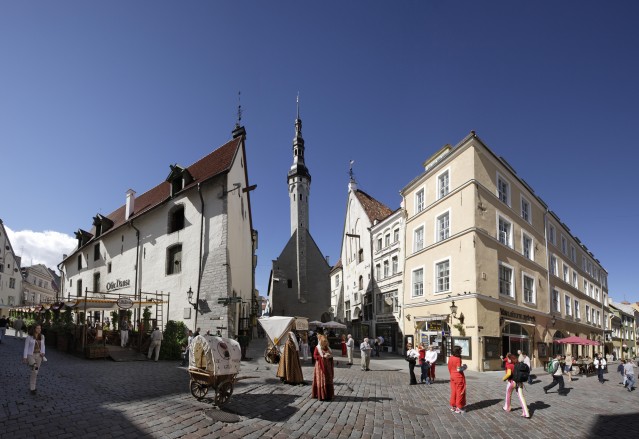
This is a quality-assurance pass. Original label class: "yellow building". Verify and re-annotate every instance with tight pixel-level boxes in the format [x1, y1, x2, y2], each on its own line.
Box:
[400, 132, 608, 371]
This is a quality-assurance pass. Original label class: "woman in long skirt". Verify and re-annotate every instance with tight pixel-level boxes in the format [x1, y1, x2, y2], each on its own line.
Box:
[341, 334, 347, 357]
[312, 335, 334, 401]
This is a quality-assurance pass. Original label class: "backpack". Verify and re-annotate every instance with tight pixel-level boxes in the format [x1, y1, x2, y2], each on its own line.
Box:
[546, 360, 556, 374]
[513, 362, 530, 383]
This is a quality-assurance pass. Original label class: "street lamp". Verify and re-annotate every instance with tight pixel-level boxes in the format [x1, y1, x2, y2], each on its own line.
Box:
[187, 287, 198, 311]
[449, 300, 465, 324]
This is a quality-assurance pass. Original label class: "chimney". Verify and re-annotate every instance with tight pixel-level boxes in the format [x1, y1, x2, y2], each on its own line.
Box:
[125, 189, 136, 220]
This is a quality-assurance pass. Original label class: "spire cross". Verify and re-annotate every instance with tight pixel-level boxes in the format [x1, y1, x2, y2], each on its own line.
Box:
[236, 91, 242, 125]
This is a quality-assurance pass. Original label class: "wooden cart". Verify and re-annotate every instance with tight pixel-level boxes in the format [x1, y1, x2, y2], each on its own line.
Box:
[187, 335, 242, 407]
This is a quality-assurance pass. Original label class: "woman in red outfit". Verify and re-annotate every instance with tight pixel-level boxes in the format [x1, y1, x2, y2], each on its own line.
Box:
[448, 345, 467, 413]
[341, 334, 347, 356]
[312, 335, 335, 401]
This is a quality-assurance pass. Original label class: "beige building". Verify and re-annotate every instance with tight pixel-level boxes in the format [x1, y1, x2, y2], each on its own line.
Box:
[21, 264, 59, 306]
[400, 132, 608, 371]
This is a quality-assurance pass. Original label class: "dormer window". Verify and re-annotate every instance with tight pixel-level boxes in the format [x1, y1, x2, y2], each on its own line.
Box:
[166, 164, 193, 197]
[92, 214, 114, 237]
[168, 205, 185, 234]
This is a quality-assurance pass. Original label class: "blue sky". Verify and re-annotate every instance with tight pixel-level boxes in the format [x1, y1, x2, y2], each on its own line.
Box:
[1, 1, 638, 303]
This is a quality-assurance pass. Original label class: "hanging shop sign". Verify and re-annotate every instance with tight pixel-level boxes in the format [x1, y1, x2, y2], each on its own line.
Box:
[116, 298, 134, 309]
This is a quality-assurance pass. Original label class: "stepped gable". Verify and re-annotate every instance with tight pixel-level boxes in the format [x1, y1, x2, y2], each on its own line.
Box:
[354, 189, 393, 223]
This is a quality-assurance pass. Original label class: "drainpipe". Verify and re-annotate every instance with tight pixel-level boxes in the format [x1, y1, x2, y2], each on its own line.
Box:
[196, 183, 205, 330]
[543, 210, 552, 361]
[129, 220, 141, 348]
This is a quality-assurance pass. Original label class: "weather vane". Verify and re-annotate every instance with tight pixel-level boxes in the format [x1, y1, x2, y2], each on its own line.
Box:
[236, 91, 242, 125]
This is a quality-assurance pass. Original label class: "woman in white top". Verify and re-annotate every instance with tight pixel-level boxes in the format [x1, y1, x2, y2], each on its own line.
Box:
[23, 324, 46, 395]
[425, 346, 438, 383]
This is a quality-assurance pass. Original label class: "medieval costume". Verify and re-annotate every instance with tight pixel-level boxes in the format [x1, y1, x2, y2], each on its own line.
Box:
[276, 332, 304, 384]
[312, 335, 334, 401]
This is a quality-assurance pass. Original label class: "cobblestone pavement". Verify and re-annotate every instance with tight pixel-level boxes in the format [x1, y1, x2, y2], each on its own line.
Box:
[1, 330, 637, 439]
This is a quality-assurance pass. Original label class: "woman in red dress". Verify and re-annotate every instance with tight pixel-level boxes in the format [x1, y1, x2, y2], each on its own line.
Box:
[341, 334, 347, 356]
[312, 334, 334, 401]
[448, 345, 467, 413]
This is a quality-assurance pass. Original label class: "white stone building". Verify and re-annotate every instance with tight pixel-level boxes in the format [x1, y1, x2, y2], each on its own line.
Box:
[0, 219, 23, 314]
[335, 175, 393, 342]
[60, 125, 257, 336]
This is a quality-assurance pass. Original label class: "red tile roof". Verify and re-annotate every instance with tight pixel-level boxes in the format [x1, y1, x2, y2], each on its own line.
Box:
[80, 136, 241, 246]
[354, 190, 393, 224]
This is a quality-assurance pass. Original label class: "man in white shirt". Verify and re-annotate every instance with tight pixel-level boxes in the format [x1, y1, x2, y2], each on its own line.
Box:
[360, 338, 373, 371]
[346, 334, 355, 365]
[148, 327, 164, 362]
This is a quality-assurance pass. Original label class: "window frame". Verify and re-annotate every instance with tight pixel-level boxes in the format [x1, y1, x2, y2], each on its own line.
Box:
[437, 168, 450, 200]
[413, 225, 425, 252]
[522, 272, 536, 304]
[520, 195, 531, 223]
[415, 188, 425, 214]
[434, 258, 451, 294]
[564, 294, 572, 316]
[499, 261, 515, 298]
[496, 172, 511, 206]
[553, 289, 561, 312]
[412, 267, 424, 297]
[497, 214, 513, 248]
[436, 209, 450, 243]
[522, 232, 534, 261]
[166, 244, 183, 276]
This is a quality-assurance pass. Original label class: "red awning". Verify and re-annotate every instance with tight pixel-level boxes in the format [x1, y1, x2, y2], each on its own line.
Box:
[554, 335, 599, 346]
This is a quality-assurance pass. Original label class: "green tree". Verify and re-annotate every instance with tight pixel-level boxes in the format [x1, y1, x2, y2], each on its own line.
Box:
[160, 320, 188, 361]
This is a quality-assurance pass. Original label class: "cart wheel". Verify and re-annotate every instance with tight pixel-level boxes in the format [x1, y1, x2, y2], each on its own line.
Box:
[190, 379, 209, 399]
[215, 380, 234, 406]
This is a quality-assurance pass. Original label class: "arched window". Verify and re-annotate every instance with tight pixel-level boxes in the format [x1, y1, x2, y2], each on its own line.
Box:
[358, 249, 364, 263]
[168, 205, 185, 234]
[358, 275, 364, 290]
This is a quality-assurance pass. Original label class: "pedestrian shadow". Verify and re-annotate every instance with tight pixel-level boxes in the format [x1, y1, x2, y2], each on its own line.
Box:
[463, 398, 501, 412]
[333, 395, 393, 404]
[528, 400, 550, 416]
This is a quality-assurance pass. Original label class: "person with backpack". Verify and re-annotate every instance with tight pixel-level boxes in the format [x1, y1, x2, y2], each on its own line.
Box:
[543, 354, 566, 395]
[502, 353, 530, 418]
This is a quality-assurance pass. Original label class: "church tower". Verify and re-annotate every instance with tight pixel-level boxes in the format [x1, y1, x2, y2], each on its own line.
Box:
[287, 96, 311, 236]
[287, 96, 311, 303]
[267, 95, 330, 320]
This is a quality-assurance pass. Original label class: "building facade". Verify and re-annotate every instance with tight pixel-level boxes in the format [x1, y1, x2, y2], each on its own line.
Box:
[335, 175, 393, 342]
[401, 132, 609, 371]
[268, 109, 331, 320]
[609, 301, 636, 359]
[371, 208, 404, 353]
[21, 264, 59, 306]
[0, 219, 23, 314]
[60, 125, 257, 337]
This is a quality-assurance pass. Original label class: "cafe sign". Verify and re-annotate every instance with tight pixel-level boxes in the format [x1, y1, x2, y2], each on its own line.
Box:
[106, 279, 131, 292]
[500, 308, 536, 323]
[116, 298, 134, 309]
